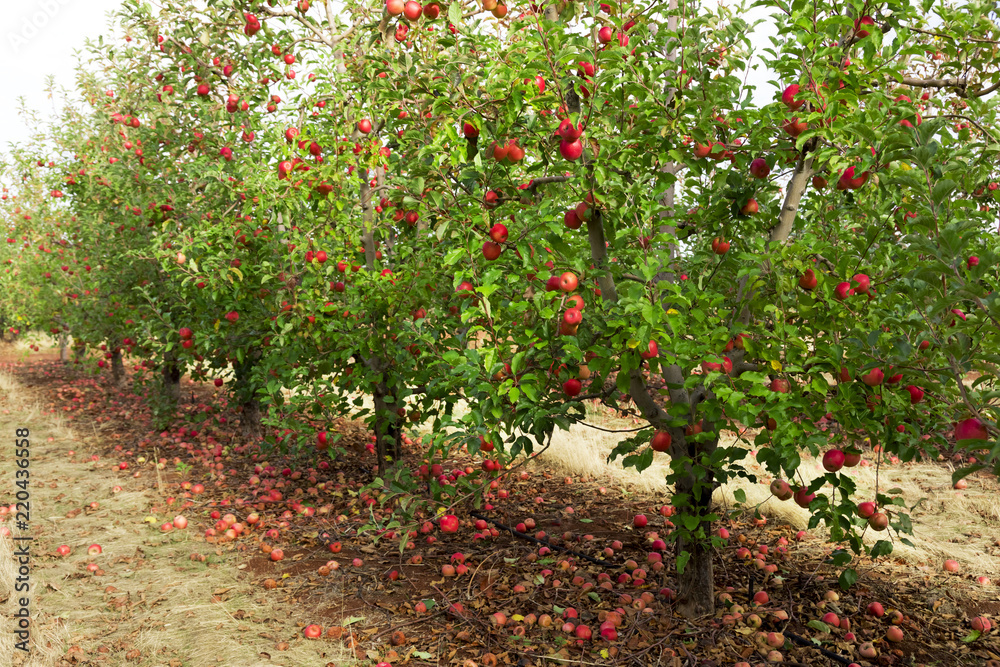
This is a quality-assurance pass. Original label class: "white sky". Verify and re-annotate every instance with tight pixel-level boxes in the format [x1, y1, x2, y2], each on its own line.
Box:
[1, 0, 125, 153]
[0, 0, 778, 157]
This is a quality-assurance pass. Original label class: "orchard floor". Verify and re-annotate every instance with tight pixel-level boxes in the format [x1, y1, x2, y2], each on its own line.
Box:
[0, 346, 998, 667]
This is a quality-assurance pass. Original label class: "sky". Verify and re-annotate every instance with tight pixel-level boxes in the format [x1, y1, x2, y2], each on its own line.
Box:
[0, 0, 779, 157]
[1, 0, 126, 153]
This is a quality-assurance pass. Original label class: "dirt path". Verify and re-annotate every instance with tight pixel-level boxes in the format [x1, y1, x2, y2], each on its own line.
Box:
[0, 367, 351, 667]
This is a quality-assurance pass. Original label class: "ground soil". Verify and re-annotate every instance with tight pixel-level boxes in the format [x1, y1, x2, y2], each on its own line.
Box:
[1, 346, 999, 667]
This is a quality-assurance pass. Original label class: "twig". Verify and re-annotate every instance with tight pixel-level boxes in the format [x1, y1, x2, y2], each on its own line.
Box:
[469, 510, 623, 569]
[783, 630, 855, 665]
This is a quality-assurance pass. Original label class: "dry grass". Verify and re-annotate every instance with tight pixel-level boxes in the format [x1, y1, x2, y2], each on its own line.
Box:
[531, 404, 1000, 577]
[0, 367, 357, 667]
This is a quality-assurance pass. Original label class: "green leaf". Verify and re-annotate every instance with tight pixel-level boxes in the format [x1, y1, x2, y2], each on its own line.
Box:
[838, 567, 858, 590]
[961, 630, 981, 643]
[676, 550, 691, 575]
[448, 1, 461, 25]
[733, 488, 746, 504]
[806, 620, 831, 634]
[931, 179, 956, 205]
[870, 540, 893, 558]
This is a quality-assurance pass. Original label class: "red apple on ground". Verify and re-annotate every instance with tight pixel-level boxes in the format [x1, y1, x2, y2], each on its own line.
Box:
[440, 515, 459, 532]
[971, 616, 992, 632]
[866, 602, 884, 617]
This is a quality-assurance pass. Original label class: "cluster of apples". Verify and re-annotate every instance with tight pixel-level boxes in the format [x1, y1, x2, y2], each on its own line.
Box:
[482, 222, 508, 261]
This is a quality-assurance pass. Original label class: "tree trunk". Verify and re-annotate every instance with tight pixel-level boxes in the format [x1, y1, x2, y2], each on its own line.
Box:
[240, 398, 263, 440]
[675, 467, 717, 617]
[110, 348, 126, 386]
[373, 384, 401, 476]
[233, 349, 264, 440]
[59, 333, 69, 362]
[162, 351, 181, 405]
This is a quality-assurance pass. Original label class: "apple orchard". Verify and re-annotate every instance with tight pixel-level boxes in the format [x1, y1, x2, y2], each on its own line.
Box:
[2, 0, 1000, 623]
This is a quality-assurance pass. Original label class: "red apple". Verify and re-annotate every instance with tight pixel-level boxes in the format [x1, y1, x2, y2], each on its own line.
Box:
[833, 282, 854, 301]
[822, 449, 846, 472]
[851, 273, 870, 293]
[854, 15, 874, 38]
[770, 479, 793, 500]
[559, 139, 584, 161]
[440, 514, 459, 532]
[793, 487, 815, 508]
[559, 272, 579, 292]
[749, 157, 770, 179]
[651, 431, 672, 452]
[861, 368, 884, 386]
[482, 242, 502, 260]
[489, 223, 508, 243]
[403, 0, 422, 19]
[781, 84, 803, 110]
[954, 417, 988, 441]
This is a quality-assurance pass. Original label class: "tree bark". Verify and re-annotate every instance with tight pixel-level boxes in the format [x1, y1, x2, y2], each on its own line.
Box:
[110, 347, 126, 386]
[161, 354, 181, 405]
[234, 349, 264, 440]
[239, 398, 263, 440]
[373, 386, 402, 476]
[59, 333, 69, 363]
